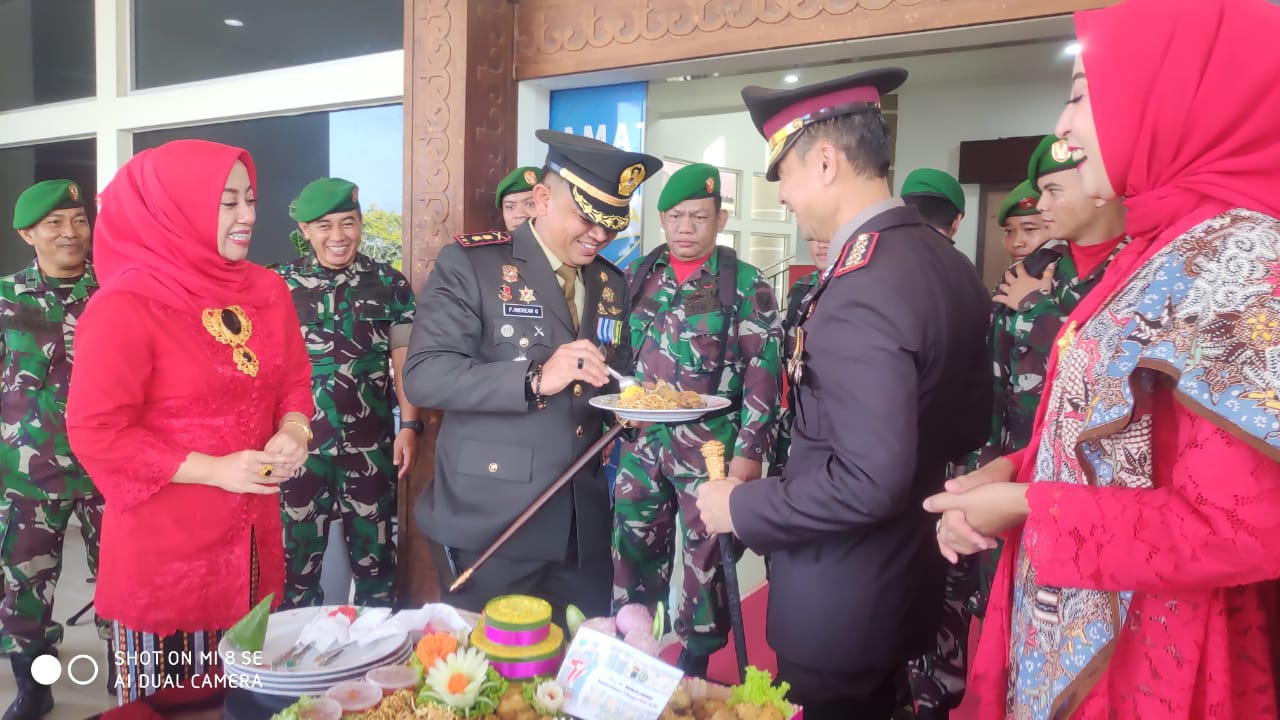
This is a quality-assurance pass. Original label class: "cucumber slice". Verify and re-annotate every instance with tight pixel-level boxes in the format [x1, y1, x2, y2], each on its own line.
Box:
[652, 601, 666, 640]
[566, 603, 586, 638]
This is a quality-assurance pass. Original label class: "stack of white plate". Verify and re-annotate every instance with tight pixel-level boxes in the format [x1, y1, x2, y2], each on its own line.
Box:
[220, 606, 412, 697]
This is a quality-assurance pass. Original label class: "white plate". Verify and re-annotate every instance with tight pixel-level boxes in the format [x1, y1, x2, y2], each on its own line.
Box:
[589, 393, 731, 423]
[225, 638, 411, 684]
[220, 606, 408, 678]
[223, 647, 413, 696]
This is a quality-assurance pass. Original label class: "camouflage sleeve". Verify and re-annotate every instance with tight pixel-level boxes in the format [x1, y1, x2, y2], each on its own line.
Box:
[388, 269, 416, 349]
[273, 282, 316, 424]
[1011, 290, 1058, 347]
[968, 311, 1013, 471]
[732, 273, 783, 462]
[65, 292, 189, 510]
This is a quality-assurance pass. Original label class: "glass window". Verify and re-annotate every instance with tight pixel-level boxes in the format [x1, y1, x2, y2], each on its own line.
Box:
[0, 139, 97, 275]
[133, 0, 402, 89]
[0, 0, 95, 112]
[134, 105, 403, 269]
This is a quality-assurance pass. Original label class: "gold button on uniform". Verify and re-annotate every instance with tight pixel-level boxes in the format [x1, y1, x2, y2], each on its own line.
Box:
[488, 462, 498, 473]
[573, 383, 583, 397]
[575, 425, 584, 438]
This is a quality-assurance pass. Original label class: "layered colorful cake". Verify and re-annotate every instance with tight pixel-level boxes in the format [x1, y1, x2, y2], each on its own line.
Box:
[470, 595, 565, 680]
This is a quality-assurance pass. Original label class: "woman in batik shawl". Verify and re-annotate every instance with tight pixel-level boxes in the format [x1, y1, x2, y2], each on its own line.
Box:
[925, 0, 1280, 717]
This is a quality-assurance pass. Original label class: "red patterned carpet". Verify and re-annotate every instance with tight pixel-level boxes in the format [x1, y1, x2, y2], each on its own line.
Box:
[660, 582, 981, 719]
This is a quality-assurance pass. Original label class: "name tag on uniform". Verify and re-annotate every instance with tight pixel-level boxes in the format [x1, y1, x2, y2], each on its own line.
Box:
[504, 303, 543, 318]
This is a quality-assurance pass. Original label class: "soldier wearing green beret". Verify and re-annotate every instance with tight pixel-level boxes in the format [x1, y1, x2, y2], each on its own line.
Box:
[612, 162, 782, 676]
[904, 178, 1050, 720]
[496, 166, 541, 231]
[900, 168, 966, 243]
[996, 180, 1050, 265]
[904, 143, 1126, 719]
[275, 177, 419, 609]
[1, 179, 108, 719]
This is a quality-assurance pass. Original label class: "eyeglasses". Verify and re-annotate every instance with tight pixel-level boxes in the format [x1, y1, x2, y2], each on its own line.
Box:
[663, 211, 713, 226]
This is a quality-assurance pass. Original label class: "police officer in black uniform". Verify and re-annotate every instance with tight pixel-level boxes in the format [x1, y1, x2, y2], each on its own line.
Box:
[404, 131, 660, 623]
[696, 69, 991, 719]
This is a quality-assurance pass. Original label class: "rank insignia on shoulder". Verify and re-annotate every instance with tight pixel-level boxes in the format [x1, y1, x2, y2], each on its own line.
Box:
[832, 232, 879, 278]
[455, 231, 511, 248]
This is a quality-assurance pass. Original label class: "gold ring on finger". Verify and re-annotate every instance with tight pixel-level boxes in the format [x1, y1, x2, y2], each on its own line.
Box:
[259, 464, 273, 478]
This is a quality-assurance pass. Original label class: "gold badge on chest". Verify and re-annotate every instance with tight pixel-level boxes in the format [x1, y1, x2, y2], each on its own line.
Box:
[202, 305, 259, 377]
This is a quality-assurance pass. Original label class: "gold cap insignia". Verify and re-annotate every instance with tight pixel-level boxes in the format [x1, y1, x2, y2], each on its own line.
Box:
[705, 177, 715, 194]
[351, 187, 360, 203]
[67, 184, 81, 202]
[1018, 197, 1036, 210]
[1050, 140, 1071, 163]
[618, 163, 646, 197]
[523, 169, 538, 185]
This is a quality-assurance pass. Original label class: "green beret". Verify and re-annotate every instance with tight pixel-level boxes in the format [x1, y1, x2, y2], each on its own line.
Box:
[13, 179, 85, 230]
[900, 168, 965, 214]
[997, 179, 1042, 226]
[495, 167, 541, 208]
[1027, 134, 1081, 186]
[657, 163, 720, 213]
[289, 177, 360, 223]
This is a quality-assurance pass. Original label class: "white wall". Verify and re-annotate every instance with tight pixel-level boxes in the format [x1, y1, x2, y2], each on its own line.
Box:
[641, 40, 1077, 262]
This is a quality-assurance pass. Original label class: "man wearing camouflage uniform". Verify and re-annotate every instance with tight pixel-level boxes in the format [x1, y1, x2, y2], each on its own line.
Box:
[613, 163, 782, 677]
[905, 137, 1126, 720]
[276, 178, 419, 609]
[1, 180, 105, 720]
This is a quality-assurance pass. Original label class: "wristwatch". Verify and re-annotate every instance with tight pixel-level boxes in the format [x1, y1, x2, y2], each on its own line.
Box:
[400, 420, 424, 435]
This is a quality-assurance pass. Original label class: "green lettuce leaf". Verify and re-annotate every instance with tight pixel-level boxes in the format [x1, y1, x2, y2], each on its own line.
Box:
[728, 666, 795, 716]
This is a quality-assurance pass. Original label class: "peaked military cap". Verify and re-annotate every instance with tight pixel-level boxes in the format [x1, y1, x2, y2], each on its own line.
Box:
[13, 179, 85, 230]
[658, 163, 720, 213]
[495, 166, 541, 208]
[1028, 134, 1082, 186]
[742, 67, 907, 181]
[901, 168, 965, 214]
[535, 129, 661, 232]
[290, 177, 360, 223]
[997, 179, 1042, 227]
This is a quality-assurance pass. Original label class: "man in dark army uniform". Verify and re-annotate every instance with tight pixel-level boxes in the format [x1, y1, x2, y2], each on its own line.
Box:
[405, 131, 659, 623]
[697, 69, 991, 719]
[1, 180, 105, 720]
[276, 177, 419, 609]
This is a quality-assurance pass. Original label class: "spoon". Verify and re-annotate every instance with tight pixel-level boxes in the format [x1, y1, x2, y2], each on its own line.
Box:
[606, 366, 640, 390]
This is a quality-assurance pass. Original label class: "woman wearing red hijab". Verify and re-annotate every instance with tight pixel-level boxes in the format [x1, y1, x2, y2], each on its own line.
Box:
[66, 140, 314, 702]
[924, 0, 1280, 717]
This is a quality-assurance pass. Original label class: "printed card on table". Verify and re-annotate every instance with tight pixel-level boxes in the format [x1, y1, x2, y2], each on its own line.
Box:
[555, 627, 684, 720]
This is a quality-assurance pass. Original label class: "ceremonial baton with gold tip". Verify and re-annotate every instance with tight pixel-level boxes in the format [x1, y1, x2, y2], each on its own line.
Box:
[449, 422, 626, 593]
[701, 440, 749, 683]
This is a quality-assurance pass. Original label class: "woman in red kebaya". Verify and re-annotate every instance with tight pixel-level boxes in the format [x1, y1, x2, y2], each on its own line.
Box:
[67, 140, 314, 702]
[925, 0, 1280, 717]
